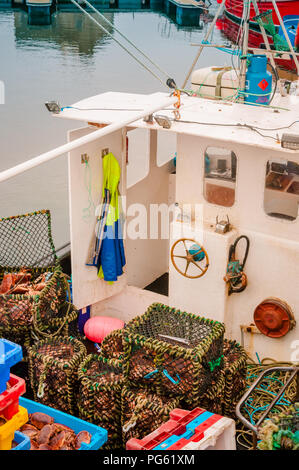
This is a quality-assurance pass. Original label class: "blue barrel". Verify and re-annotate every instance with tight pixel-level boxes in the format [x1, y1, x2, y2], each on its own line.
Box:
[245, 55, 272, 106]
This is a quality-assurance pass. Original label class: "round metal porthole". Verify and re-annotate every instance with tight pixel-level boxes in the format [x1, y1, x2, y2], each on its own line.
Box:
[254, 298, 296, 338]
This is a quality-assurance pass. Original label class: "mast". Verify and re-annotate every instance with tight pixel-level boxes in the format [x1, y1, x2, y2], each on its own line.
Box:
[238, 0, 251, 102]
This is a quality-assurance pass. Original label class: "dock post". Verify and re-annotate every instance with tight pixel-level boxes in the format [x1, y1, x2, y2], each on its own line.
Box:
[149, 0, 163, 10]
[176, 5, 201, 26]
[118, 0, 142, 8]
[26, 1, 52, 25]
[164, 0, 176, 17]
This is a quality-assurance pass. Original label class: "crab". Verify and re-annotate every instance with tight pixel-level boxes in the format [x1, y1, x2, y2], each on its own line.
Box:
[18, 412, 92, 450]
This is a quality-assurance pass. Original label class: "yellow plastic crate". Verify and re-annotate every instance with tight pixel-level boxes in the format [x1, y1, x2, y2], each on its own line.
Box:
[0, 406, 28, 450]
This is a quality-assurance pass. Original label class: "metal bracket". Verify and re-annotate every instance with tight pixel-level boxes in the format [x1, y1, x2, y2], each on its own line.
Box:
[102, 148, 109, 158]
[143, 114, 154, 124]
[81, 153, 89, 164]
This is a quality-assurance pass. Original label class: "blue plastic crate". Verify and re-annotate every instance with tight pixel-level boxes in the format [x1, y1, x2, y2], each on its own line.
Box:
[153, 411, 214, 450]
[0, 339, 23, 394]
[19, 397, 108, 450]
[11, 431, 31, 450]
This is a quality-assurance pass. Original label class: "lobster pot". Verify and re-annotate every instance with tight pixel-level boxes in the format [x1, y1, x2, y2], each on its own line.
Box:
[121, 385, 180, 445]
[0, 211, 72, 347]
[78, 355, 124, 449]
[222, 339, 247, 418]
[123, 303, 225, 398]
[182, 371, 225, 415]
[28, 336, 86, 415]
[101, 329, 124, 361]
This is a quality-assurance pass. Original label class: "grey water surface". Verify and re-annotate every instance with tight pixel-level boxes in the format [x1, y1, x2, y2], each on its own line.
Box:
[0, 6, 226, 249]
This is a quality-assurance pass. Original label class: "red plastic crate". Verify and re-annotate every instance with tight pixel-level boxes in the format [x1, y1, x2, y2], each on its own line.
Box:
[126, 407, 206, 450]
[0, 374, 26, 421]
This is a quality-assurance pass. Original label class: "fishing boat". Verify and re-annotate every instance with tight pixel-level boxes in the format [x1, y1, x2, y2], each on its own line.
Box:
[0, 0, 298, 452]
[219, 0, 299, 71]
[224, 0, 299, 25]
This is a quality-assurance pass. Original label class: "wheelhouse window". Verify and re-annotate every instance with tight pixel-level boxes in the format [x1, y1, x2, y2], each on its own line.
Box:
[264, 160, 299, 221]
[204, 147, 237, 207]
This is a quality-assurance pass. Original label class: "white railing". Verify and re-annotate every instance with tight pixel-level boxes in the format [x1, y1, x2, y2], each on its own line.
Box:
[0, 96, 177, 184]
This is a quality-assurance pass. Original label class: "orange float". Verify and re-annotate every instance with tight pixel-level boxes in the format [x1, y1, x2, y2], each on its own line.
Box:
[254, 298, 295, 338]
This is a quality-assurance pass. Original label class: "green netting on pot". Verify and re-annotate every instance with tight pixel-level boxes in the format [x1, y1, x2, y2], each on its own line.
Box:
[123, 303, 225, 398]
[255, 10, 290, 51]
[101, 329, 124, 361]
[258, 403, 299, 450]
[121, 385, 180, 446]
[78, 354, 124, 449]
[32, 301, 79, 341]
[222, 339, 247, 418]
[28, 336, 86, 415]
[0, 210, 69, 339]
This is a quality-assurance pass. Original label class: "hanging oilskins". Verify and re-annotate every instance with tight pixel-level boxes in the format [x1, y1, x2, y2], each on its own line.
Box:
[224, 235, 250, 295]
[86, 152, 126, 282]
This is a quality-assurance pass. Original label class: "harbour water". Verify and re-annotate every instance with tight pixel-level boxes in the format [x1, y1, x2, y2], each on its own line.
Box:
[0, 5, 226, 250]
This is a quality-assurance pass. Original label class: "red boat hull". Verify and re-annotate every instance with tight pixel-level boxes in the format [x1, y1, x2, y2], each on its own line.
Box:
[225, 0, 299, 25]
[220, 1, 299, 71]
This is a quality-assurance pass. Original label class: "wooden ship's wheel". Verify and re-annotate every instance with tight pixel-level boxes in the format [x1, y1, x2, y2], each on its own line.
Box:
[170, 238, 209, 279]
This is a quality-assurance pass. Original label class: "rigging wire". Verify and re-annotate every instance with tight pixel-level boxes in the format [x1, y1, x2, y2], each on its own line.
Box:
[69, 0, 175, 90]
[81, 0, 173, 81]
[160, 116, 299, 142]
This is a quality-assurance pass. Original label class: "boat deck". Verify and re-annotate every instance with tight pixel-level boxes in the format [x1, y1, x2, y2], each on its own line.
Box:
[57, 91, 299, 153]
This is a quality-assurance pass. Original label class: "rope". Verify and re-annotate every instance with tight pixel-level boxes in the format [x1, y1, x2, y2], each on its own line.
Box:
[69, 0, 172, 90]
[82, 160, 96, 223]
[122, 398, 148, 433]
[32, 274, 73, 338]
[236, 359, 298, 450]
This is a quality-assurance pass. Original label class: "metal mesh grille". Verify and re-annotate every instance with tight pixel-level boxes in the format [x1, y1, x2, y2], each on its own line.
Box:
[0, 210, 57, 268]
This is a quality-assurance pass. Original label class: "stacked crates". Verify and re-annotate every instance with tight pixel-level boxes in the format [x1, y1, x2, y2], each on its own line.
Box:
[0, 339, 28, 450]
[126, 407, 236, 451]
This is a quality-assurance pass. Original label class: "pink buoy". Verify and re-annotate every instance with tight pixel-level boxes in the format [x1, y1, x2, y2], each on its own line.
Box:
[84, 316, 124, 343]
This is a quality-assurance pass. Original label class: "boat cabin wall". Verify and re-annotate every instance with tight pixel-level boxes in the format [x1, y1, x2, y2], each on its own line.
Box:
[175, 133, 299, 242]
[171, 133, 299, 360]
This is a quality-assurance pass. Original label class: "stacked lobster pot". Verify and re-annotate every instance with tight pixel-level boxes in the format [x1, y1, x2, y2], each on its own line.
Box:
[119, 303, 226, 444]
[28, 336, 86, 415]
[101, 329, 124, 361]
[181, 340, 247, 416]
[77, 355, 124, 449]
[221, 339, 248, 418]
[123, 303, 225, 398]
[121, 385, 180, 444]
[0, 210, 78, 355]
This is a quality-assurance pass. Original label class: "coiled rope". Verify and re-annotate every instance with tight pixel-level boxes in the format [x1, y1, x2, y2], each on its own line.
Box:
[236, 357, 298, 450]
